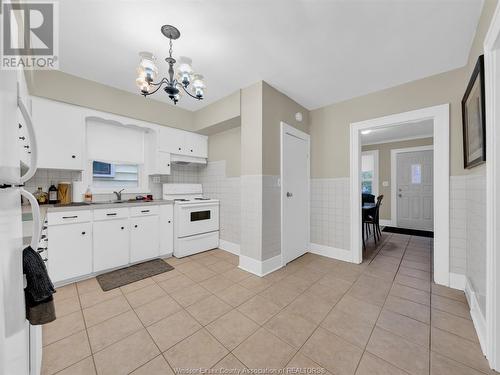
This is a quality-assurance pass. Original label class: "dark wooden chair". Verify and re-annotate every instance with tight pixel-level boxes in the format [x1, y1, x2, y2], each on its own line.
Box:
[363, 195, 383, 243]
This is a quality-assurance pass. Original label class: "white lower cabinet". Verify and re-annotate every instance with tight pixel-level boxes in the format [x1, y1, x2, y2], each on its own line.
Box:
[47, 222, 92, 283]
[48, 204, 172, 283]
[130, 215, 160, 263]
[93, 218, 129, 272]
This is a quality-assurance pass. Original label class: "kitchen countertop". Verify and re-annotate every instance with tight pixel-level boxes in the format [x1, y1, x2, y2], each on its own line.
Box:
[22, 199, 174, 217]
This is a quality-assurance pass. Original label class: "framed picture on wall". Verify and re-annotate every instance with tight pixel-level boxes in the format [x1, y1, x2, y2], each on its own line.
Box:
[462, 54, 486, 169]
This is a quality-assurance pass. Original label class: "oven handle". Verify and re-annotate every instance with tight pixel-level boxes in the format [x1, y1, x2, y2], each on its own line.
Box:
[179, 203, 218, 209]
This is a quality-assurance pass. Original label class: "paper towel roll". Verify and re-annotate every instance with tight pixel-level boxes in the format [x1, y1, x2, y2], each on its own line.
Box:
[72, 181, 85, 202]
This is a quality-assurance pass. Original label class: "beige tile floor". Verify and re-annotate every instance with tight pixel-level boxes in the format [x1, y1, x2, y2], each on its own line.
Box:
[42, 233, 497, 375]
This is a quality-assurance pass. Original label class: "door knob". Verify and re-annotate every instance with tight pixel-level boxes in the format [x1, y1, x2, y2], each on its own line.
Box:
[286, 192, 293, 198]
[398, 194, 402, 198]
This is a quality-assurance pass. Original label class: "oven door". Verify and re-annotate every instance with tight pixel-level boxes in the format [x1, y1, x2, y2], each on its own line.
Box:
[177, 202, 219, 238]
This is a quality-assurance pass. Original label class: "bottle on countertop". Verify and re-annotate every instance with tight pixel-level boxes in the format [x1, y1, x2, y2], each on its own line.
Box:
[84, 185, 93, 203]
[33, 187, 48, 204]
[48, 182, 58, 204]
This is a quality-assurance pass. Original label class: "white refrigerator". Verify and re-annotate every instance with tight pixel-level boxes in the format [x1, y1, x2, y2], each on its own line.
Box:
[0, 66, 43, 375]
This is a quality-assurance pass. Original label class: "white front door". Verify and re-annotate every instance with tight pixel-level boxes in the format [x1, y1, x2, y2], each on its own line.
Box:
[396, 149, 433, 230]
[282, 123, 310, 265]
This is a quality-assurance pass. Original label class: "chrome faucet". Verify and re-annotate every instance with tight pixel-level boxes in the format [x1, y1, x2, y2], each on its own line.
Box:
[113, 189, 125, 201]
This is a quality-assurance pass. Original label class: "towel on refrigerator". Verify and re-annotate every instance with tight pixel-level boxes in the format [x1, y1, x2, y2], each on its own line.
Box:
[23, 246, 56, 325]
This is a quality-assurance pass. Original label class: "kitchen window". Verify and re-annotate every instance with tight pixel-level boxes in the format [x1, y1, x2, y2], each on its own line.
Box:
[361, 150, 379, 196]
[92, 161, 140, 189]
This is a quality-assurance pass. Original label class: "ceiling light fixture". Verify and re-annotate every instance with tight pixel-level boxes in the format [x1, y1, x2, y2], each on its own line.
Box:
[135, 25, 205, 105]
[361, 130, 372, 135]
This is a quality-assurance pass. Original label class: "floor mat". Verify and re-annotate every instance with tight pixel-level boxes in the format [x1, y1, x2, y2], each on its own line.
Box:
[96, 259, 174, 291]
[382, 226, 433, 238]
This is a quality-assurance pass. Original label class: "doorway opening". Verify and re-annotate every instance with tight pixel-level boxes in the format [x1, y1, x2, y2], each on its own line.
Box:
[350, 104, 450, 286]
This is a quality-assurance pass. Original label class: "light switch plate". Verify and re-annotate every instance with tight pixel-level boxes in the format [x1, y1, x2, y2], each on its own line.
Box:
[382, 181, 389, 187]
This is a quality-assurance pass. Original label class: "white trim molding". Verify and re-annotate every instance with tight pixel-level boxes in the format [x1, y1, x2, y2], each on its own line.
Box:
[379, 219, 393, 227]
[390, 145, 434, 229]
[484, 1, 500, 369]
[449, 272, 466, 291]
[362, 134, 433, 146]
[350, 104, 449, 287]
[218, 239, 240, 255]
[465, 278, 488, 355]
[238, 254, 282, 277]
[309, 243, 352, 263]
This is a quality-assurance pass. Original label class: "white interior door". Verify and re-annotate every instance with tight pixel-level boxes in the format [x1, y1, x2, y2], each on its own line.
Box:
[396, 149, 433, 230]
[282, 123, 310, 265]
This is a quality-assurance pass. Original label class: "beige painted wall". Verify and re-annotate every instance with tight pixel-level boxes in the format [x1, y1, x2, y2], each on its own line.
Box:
[27, 70, 193, 130]
[362, 137, 434, 221]
[240, 82, 263, 175]
[193, 91, 240, 132]
[262, 82, 310, 175]
[208, 127, 241, 177]
[310, 0, 498, 179]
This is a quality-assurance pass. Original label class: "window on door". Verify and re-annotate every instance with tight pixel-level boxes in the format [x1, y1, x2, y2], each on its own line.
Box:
[361, 150, 379, 196]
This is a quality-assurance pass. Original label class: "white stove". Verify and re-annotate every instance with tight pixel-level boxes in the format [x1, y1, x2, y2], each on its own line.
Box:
[163, 184, 220, 258]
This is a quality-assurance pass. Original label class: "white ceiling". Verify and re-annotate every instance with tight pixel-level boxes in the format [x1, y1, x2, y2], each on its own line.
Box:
[361, 119, 433, 145]
[58, 0, 483, 111]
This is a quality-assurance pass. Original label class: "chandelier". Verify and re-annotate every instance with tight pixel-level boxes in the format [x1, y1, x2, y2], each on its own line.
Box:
[135, 25, 205, 104]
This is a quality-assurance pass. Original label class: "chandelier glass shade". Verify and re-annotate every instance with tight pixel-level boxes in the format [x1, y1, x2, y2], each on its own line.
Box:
[135, 25, 205, 105]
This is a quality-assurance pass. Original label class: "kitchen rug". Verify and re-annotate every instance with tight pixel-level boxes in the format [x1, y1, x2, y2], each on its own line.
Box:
[96, 259, 174, 291]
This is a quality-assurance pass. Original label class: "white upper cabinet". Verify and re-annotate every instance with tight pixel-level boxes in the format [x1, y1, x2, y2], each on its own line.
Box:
[183, 132, 208, 158]
[31, 97, 85, 170]
[158, 126, 207, 158]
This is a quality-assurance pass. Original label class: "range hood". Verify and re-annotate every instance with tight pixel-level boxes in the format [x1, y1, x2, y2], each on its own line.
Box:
[170, 154, 207, 165]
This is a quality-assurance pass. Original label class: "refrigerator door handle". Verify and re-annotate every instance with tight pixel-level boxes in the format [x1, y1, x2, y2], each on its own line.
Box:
[20, 188, 41, 250]
[17, 97, 37, 184]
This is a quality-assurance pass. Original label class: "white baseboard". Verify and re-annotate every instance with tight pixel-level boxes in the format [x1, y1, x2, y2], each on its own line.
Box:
[465, 278, 487, 355]
[309, 243, 353, 263]
[449, 272, 466, 290]
[218, 239, 240, 255]
[238, 254, 282, 277]
[379, 219, 393, 227]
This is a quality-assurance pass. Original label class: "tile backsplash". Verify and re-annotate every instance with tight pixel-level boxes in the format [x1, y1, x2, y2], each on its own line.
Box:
[23, 169, 82, 203]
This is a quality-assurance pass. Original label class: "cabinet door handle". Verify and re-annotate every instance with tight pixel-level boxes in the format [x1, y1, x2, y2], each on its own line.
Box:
[81, 231, 86, 235]
[190, 149, 193, 152]
[167, 163, 170, 167]
[141, 210, 150, 213]
[71, 155, 76, 159]
[107, 213, 117, 216]
[23, 145, 29, 149]
[168, 220, 171, 223]
[134, 224, 138, 228]
[19, 136, 25, 140]
[121, 226, 124, 230]
[63, 215, 78, 219]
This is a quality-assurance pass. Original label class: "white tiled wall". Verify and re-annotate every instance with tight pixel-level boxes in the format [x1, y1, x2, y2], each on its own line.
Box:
[240, 175, 262, 260]
[465, 166, 486, 317]
[262, 175, 281, 260]
[310, 178, 350, 250]
[200, 161, 241, 246]
[23, 169, 82, 204]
